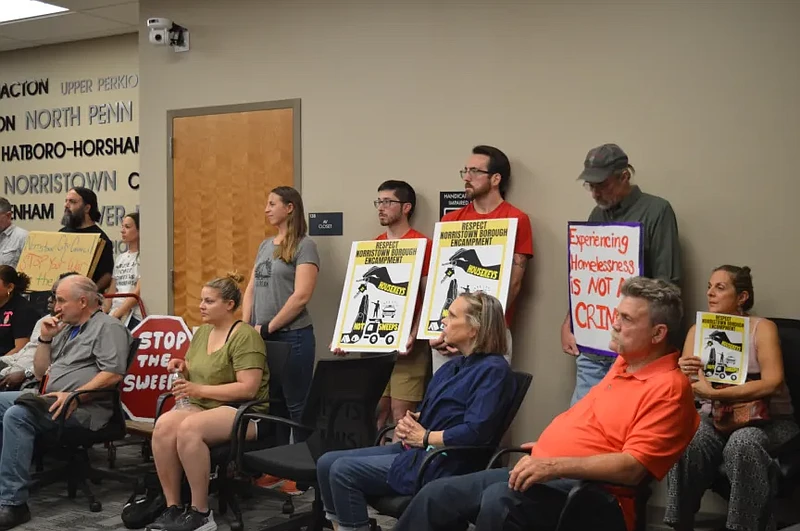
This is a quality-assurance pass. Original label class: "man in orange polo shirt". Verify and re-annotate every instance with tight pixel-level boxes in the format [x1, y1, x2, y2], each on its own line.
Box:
[395, 277, 698, 531]
[430, 145, 533, 372]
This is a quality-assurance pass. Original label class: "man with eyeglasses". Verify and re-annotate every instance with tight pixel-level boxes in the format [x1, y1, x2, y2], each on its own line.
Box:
[562, 143, 681, 405]
[0, 272, 79, 392]
[0, 275, 130, 529]
[0, 199, 28, 269]
[430, 145, 533, 373]
[371, 180, 432, 431]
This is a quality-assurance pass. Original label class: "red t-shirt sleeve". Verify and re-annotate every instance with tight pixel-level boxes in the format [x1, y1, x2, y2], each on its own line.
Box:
[421, 238, 432, 278]
[513, 212, 534, 257]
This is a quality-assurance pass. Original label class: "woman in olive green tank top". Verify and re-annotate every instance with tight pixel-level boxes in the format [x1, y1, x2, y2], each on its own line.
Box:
[148, 273, 269, 531]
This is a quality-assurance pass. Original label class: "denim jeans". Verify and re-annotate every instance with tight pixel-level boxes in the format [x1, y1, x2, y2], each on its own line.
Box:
[265, 325, 316, 442]
[317, 444, 402, 531]
[0, 391, 80, 506]
[570, 353, 615, 406]
[393, 467, 577, 531]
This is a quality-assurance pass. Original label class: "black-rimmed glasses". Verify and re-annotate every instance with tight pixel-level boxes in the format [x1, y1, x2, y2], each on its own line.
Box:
[460, 167, 491, 179]
[373, 199, 404, 208]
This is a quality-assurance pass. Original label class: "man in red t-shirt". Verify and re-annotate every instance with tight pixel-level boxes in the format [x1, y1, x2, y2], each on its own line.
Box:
[431, 145, 533, 371]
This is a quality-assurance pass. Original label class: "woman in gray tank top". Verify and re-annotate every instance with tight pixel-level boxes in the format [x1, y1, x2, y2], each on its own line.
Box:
[665, 265, 798, 531]
[242, 186, 319, 466]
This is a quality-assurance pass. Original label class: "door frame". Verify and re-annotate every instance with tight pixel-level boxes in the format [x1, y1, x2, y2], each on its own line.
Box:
[166, 98, 301, 314]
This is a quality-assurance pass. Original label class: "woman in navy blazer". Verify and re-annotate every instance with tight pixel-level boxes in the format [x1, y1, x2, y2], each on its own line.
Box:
[316, 292, 516, 531]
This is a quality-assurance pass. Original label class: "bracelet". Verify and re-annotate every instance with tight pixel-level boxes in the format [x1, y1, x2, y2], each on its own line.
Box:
[423, 429, 431, 448]
[38, 337, 52, 344]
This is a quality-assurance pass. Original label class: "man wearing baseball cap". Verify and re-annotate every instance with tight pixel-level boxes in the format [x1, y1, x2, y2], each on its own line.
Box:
[561, 143, 682, 404]
[59, 187, 115, 291]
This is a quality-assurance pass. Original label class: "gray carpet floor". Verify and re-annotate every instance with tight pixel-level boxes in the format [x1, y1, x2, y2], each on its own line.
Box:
[17, 439, 398, 531]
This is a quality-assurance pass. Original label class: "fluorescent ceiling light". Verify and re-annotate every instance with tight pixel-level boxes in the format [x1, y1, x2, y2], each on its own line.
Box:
[0, 0, 68, 24]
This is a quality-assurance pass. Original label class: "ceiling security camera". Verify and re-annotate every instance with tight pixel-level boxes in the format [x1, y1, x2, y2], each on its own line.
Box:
[146, 17, 190, 52]
[147, 17, 171, 45]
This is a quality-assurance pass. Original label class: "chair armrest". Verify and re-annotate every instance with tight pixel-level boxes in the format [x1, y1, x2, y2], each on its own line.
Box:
[55, 387, 120, 439]
[773, 433, 800, 480]
[414, 445, 497, 493]
[487, 446, 530, 469]
[556, 481, 628, 531]
[155, 391, 174, 421]
[234, 413, 315, 470]
[375, 424, 396, 446]
[225, 398, 272, 463]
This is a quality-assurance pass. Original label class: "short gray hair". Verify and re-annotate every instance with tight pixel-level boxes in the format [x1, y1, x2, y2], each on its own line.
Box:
[63, 275, 102, 306]
[0, 198, 12, 214]
[620, 276, 683, 346]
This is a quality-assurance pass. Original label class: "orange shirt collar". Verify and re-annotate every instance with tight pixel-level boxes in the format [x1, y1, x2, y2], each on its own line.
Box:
[612, 351, 680, 381]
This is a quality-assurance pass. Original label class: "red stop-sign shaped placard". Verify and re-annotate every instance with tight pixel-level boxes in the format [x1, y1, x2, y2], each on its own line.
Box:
[122, 315, 193, 422]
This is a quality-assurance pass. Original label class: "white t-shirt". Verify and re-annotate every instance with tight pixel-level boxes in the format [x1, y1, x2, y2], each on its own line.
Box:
[110, 251, 141, 324]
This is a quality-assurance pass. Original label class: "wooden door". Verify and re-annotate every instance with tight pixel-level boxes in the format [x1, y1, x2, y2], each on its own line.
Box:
[171, 105, 296, 327]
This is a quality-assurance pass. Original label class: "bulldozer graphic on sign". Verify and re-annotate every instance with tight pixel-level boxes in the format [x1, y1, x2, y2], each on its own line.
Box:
[703, 331, 744, 382]
[339, 294, 399, 346]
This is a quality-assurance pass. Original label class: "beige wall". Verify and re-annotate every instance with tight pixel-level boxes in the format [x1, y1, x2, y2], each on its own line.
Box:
[137, 0, 800, 478]
[0, 34, 139, 254]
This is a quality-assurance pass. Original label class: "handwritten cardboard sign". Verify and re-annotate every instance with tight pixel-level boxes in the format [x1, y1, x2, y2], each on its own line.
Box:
[568, 222, 643, 356]
[17, 231, 104, 291]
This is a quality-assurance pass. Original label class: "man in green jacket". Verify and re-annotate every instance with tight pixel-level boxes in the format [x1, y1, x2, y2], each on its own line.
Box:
[561, 143, 682, 405]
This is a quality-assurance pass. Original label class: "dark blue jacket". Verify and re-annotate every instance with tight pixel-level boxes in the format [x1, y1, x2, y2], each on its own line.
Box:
[387, 353, 516, 495]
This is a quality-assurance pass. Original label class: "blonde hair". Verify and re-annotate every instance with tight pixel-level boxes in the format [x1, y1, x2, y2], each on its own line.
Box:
[270, 186, 307, 263]
[459, 292, 508, 355]
[205, 271, 245, 310]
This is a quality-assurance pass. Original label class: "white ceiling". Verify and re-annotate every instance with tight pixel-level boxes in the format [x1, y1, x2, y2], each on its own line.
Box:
[0, 0, 138, 52]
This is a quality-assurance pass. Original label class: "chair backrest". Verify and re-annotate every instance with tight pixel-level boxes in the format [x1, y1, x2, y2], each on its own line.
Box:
[113, 338, 142, 425]
[493, 370, 533, 445]
[770, 318, 800, 425]
[303, 353, 396, 460]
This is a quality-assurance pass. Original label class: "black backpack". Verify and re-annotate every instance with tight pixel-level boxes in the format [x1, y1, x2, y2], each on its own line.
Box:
[121, 472, 166, 529]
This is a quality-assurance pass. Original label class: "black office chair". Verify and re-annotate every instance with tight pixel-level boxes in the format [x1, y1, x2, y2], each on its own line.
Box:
[235, 353, 397, 531]
[486, 447, 650, 531]
[708, 317, 800, 530]
[366, 370, 533, 530]
[154, 340, 292, 531]
[30, 338, 141, 512]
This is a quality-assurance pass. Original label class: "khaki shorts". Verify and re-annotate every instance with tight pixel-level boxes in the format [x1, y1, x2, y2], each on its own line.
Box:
[383, 340, 430, 402]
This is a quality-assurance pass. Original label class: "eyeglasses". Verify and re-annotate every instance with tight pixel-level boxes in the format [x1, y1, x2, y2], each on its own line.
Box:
[373, 199, 404, 208]
[460, 167, 491, 179]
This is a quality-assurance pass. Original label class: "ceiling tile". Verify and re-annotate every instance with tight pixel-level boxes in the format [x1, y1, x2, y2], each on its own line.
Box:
[0, 11, 128, 41]
[48, 0, 134, 10]
[83, 2, 138, 25]
[0, 36, 34, 51]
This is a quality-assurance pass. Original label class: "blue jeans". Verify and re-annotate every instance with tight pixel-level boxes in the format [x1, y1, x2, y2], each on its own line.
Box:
[393, 468, 577, 531]
[317, 444, 402, 530]
[570, 353, 615, 406]
[266, 326, 316, 442]
[0, 391, 80, 506]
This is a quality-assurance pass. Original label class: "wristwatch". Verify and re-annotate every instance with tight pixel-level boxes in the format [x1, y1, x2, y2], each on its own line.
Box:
[24, 368, 34, 380]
